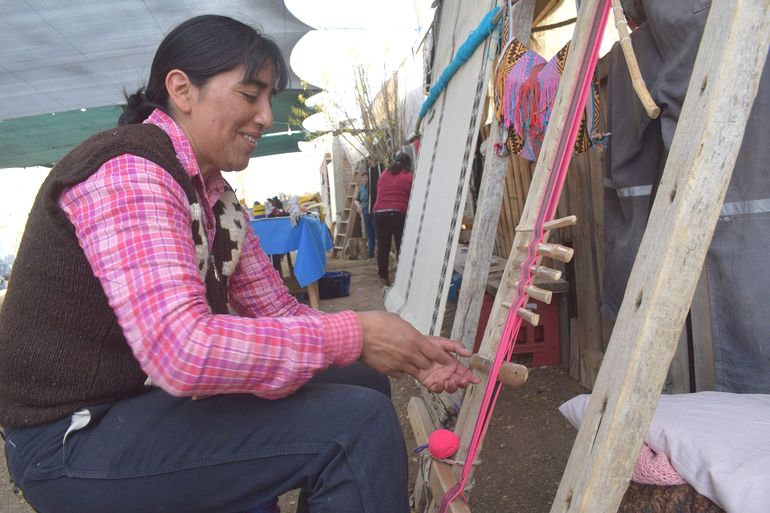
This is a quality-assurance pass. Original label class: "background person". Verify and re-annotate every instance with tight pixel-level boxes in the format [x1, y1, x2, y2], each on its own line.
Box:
[373, 152, 414, 286]
[0, 15, 476, 513]
[354, 172, 376, 260]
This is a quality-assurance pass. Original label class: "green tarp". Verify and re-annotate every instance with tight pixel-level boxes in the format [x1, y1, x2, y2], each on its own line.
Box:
[0, 89, 314, 169]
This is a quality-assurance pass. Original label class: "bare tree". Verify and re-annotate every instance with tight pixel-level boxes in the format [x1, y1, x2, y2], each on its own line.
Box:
[328, 65, 407, 166]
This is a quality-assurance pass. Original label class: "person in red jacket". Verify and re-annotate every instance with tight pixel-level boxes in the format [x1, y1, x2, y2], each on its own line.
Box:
[373, 152, 414, 286]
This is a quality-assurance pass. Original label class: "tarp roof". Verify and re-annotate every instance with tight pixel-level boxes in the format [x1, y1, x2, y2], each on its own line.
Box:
[0, 0, 316, 168]
[0, 90, 312, 168]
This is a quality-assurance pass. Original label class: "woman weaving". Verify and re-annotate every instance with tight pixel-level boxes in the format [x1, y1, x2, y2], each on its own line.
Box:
[0, 15, 477, 513]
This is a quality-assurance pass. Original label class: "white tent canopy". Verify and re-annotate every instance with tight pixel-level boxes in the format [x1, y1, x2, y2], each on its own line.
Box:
[0, 0, 312, 121]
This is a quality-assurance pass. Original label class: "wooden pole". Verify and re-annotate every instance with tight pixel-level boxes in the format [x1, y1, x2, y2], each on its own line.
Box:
[550, 2, 769, 512]
[610, 0, 660, 118]
[453, 0, 610, 490]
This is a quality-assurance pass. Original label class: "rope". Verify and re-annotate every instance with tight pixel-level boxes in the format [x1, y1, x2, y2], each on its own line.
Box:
[418, 6, 502, 121]
[531, 17, 578, 33]
[438, 1, 613, 510]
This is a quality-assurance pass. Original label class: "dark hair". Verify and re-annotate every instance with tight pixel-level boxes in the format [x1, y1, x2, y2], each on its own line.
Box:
[394, 152, 412, 172]
[388, 161, 403, 175]
[120, 15, 289, 125]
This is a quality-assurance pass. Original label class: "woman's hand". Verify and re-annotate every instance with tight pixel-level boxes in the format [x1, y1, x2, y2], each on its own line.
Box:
[356, 311, 480, 393]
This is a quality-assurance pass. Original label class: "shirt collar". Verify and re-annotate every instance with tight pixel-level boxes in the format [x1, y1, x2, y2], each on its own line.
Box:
[145, 109, 229, 195]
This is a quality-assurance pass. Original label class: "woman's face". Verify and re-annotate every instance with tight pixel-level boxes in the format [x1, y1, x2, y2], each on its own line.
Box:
[184, 64, 275, 178]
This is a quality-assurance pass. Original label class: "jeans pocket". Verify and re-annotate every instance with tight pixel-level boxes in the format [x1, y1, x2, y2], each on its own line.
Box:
[5, 421, 68, 482]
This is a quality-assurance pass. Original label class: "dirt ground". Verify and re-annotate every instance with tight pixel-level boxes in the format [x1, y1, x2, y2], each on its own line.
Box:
[320, 258, 588, 513]
[0, 256, 587, 513]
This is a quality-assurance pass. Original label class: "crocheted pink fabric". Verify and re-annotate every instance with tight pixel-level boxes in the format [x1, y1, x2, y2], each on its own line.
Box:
[632, 443, 687, 486]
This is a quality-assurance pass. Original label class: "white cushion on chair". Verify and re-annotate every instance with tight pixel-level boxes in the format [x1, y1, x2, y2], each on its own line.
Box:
[559, 392, 770, 513]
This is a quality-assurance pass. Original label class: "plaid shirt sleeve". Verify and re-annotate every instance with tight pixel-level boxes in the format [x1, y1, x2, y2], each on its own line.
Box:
[59, 155, 362, 399]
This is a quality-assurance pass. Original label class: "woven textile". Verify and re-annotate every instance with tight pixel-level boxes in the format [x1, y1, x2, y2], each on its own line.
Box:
[494, 38, 602, 161]
[633, 443, 687, 486]
[493, 12, 604, 162]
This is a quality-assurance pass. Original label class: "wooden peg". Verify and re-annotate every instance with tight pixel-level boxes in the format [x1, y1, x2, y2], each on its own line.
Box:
[610, 0, 660, 119]
[543, 215, 577, 231]
[531, 265, 562, 281]
[469, 354, 528, 387]
[527, 284, 553, 304]
[501, 300, 512, 309]
[537, 243, 574, 263]
[518, 307, 540, 326]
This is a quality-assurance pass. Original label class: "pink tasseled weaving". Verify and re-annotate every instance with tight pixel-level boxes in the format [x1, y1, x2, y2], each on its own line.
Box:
[502, 43, 563, 161]
[493, 39, 605, 161]
[633, 443, 687, 486]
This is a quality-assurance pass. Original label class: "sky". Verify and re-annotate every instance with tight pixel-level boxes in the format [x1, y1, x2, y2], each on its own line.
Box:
[0, 166, 50, 258]
[0, 153, 323, 260]
[230, 152, 326, 204]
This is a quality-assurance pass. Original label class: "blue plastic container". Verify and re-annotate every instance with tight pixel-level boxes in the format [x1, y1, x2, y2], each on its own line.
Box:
[318, 271, 351, 299]
[447, 271, 463, 301]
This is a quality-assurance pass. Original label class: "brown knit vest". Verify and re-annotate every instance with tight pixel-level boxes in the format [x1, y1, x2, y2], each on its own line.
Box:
[0, 124, 225, 427]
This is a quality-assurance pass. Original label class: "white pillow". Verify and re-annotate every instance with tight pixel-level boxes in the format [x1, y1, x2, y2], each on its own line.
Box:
[559, 392, 770, 513]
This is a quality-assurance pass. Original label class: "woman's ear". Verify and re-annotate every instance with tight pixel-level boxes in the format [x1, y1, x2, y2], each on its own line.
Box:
[166, 69, 193, 115]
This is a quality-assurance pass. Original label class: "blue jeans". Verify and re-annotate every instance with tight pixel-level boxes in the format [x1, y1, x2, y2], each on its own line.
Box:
[363, 213, 376, 258]
[3, 364, 408, 513]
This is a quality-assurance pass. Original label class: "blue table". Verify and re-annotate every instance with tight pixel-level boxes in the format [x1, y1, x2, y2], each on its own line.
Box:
[250, 216, 332, 306]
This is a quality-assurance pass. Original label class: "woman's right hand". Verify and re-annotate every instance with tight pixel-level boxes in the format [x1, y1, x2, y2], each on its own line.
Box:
[356, 311, 480, 393]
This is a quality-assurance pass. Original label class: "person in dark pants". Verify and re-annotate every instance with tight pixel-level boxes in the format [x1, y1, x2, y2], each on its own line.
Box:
[0, 16, 477, 513]
[373, 153, 414, 286]
[354, 172, 376, 259]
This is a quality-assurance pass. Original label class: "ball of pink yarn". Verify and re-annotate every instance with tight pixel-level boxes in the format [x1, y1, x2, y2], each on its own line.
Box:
[428, 429, 460, 459]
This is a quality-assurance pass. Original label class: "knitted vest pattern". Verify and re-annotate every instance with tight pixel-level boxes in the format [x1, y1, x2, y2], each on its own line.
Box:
[0, 124, 244, 427]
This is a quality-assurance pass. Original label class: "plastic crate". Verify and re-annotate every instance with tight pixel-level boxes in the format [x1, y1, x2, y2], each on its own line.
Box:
[474, 293, 560, 367]
[318, 271, 351, 299]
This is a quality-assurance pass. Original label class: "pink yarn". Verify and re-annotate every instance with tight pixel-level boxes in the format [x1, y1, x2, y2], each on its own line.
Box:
[428, 429, 461, 459]
[438, 3, 613, 511]
[632, 443, 687, 486]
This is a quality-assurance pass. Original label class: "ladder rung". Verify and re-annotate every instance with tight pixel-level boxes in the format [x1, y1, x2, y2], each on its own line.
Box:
[531, 265, 562, 281]
[469, 354, 528, 387]
[543, 215, 577, 230]
[537, 243, 574, 263]
[518, 307, 540, 326]
[527, 284, 552, 304]
[517, 215, 578, 233]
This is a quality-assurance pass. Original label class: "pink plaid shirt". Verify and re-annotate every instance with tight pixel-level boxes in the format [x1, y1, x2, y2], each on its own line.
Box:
[59, 110, 362, 399]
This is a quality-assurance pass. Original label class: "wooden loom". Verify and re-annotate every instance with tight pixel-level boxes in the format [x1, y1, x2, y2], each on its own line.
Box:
[409, 0, 770, 512]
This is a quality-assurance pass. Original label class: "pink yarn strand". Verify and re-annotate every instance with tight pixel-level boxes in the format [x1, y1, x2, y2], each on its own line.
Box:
[437, 3, 611, 511]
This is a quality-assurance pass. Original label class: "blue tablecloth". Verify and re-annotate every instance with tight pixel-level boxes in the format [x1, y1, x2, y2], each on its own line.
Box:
[250, 215, 332, 287]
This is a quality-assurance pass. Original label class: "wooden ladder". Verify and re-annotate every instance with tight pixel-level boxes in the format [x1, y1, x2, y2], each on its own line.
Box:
[332, 169, 360, 259]
[410, 0, 769, 512]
